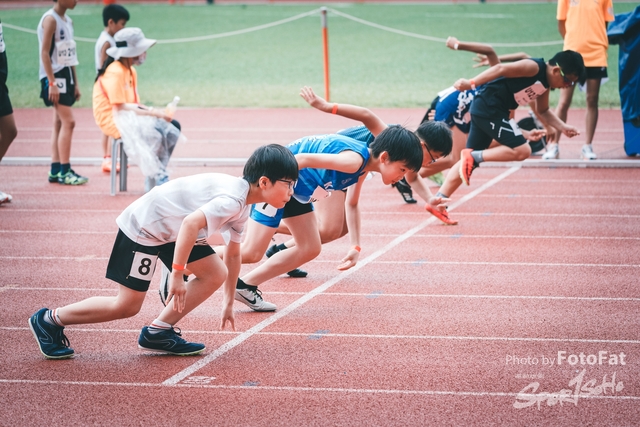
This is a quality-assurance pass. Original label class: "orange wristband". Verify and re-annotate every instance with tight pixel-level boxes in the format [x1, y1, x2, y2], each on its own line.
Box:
[331, 103, 338, 114]
[469, 79, 477, 90]
[48, 81, 55, 87]
[352, 245, 361, 253]
[172, 262, 185, 271]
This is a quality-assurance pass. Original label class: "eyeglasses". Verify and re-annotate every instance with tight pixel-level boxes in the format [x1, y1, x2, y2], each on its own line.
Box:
[559, 69, 575, 86]
[423, 143, 437, 165]
[277, 179, 297, 190]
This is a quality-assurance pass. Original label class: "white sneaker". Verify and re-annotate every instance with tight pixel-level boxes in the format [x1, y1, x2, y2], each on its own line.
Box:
[581, 144, 597, 160]
[0, 191, 12, 204]
[542, 144, 559, 160]
[235, 287, 277, 312]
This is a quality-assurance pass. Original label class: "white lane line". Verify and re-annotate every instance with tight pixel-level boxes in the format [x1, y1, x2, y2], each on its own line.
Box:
[5, 326, 640, 343]
[1, 256, 636, 268]
[410, 234, 640, 240]
[161, 167, 522, 386]
[357, 212, 640, 218]
[368, 261, 640, 268]
[4, 288, 639, 302]
[1, 379, 638, 401]
[0, 256, 108, 261]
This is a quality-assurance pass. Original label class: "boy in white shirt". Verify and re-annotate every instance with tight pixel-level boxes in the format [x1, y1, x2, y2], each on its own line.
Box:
[29, 144, 299, 359]
[94, 4, 129, 173]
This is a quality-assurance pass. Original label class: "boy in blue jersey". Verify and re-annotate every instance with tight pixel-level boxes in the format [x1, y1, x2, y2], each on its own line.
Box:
[250, 88, 454, 282]
[432, 50, 585, 225]
[225, 88, 424, 312]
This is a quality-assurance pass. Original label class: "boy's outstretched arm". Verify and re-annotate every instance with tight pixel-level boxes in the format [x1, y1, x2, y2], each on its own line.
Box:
[535, 92, 580, 138]
[220, 240, 239, 331]
[299, 86, 387, 137]
[338, 176, 366, 271]
[446, 36, 500, 67]
[295, 151, 364, 174]
[170, 211, 207, 313]
[454, 59, 539, 91]
[474, 52, 531, 68]
[405, 170, 449, 210]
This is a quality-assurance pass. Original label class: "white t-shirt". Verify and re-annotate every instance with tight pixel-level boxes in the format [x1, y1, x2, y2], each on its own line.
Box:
[37, 9, 78, 80]
[94, 30, 115, 73]
[116, 173, 251, 247]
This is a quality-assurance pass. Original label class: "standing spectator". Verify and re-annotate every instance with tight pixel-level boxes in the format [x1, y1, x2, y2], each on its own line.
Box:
[543, 0, 615, 160]
[0, 19, 18, 205]
[94, 4, 129, 173]
[38, 0, 87, 185]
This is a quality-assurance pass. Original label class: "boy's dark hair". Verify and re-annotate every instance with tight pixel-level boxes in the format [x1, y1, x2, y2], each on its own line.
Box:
[549, 50, 586, 85]
[243, 144, 299, 185]
[369, 125, 423, 172]
[416, 120, 452, 157]
[103, 5, 130, 27]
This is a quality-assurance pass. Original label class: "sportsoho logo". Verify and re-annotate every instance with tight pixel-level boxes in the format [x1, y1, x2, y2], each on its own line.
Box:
[505, 350, 629, 410]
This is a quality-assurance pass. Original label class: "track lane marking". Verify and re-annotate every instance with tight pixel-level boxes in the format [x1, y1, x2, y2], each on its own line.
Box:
[161, 167, 522, 385]
[1, 379, 639, 401]
[5, 326, 640, 343]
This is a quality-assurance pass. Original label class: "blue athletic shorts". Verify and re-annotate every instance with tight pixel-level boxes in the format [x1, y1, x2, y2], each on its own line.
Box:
[250, 196, 314, 228]
[106, 229, 215, 292]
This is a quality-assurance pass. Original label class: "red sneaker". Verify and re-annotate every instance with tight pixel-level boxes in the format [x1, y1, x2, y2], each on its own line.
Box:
[459, 148, 477, 186]
[425, 204, 458, 225]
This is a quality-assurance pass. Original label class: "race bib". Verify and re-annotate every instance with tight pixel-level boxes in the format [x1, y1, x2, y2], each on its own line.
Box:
[54, 78, 67, 94]
[128, 251, 158, 281]
[513, 81, 546, 106]
[55, 39, 78, 67]
[0, 24, 5, 54]
[255, 202, 278, 218]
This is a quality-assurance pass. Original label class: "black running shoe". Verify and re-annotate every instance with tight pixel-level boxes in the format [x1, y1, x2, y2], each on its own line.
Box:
[265, 244, 308, 278]
[392, 177, 417, 204]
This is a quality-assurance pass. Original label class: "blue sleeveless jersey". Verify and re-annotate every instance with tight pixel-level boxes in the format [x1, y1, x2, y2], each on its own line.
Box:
[336, 125, 376, 145]
[435, 87, 477, 134]
[288, 134, 370, 203]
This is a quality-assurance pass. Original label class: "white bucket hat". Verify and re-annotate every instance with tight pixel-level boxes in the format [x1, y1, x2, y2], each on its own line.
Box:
[106, 27, 157, 60]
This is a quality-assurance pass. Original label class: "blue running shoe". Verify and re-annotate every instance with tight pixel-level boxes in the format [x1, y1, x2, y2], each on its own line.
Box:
[28, 308, 74, 359]
[138, 326, 205, 356]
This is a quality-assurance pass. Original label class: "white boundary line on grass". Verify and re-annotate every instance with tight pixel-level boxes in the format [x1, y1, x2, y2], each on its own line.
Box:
[161, 166, 521, 386]
[3, 7, 564, 48]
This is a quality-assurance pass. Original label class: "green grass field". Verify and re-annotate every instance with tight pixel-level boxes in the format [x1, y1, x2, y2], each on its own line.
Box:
[2, 2, 636, 109]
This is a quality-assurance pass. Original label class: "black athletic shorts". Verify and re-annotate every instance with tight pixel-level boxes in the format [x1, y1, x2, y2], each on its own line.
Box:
[585, 66, 608, 80]
[466, 113, 527, 151]
[0, 80, 12, 117]
[105, 229, 215, 292]
[40, 67, 76, 107]
[282, 195, 314, 219]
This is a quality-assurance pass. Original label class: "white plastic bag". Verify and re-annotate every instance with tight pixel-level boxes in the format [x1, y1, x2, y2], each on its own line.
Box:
[113, 110, 184, 180]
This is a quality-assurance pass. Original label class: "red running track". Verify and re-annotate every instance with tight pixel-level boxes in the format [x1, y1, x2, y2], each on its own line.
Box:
[0, 108, 639, 425]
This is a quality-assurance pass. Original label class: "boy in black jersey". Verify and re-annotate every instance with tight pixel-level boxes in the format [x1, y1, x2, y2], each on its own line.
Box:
[435, 50, 585, 224]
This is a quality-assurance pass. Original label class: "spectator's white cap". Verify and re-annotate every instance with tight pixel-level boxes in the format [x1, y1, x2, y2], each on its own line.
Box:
[107, 28, 156, 60]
